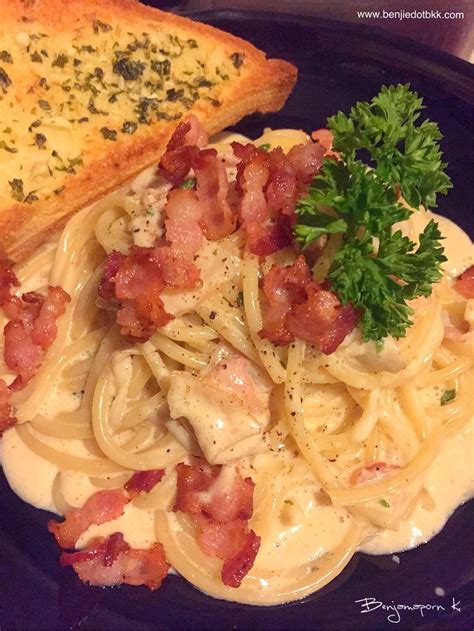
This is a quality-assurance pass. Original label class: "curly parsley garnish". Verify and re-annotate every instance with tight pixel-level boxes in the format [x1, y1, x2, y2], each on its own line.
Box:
[295, 84, 451, 344]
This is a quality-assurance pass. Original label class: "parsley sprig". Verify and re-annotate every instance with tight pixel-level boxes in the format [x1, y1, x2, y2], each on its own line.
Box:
[295, 84, 451, 344]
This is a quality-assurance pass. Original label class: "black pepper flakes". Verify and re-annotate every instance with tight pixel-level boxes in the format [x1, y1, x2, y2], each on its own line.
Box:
[209, 311, 217, 320]
[30, 51, 42, 63]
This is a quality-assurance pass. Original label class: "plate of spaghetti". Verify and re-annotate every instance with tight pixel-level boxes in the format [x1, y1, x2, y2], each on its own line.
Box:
[0, 11, 473, 631]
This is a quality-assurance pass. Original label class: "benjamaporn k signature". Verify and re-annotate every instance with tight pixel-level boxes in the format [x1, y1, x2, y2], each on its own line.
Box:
[355, 596, 462, 624]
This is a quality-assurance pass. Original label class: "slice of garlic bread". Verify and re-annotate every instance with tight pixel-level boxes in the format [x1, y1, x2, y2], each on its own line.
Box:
[0, 0, 296, 261]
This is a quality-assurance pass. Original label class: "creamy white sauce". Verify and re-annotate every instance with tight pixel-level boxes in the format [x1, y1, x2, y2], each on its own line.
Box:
[361, 418, 473, 554]
[1, 428, 59, 513]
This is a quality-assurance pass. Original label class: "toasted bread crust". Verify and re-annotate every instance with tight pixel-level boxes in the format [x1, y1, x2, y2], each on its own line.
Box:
[0, 0, 296, 261]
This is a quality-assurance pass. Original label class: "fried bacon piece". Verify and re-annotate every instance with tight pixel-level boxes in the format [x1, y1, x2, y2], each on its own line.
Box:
[98, 246, 200, 341]
[161, 120, 237, 242]
[350, 462, 401, 486]
[287, 141, 326, 185]
[159, 119, 327, 257]
[259, 255, 311, 345]
[48, 490, 129, 549]
[234, 143, 293, 256]
[49, 475, 170, 590]
[2, 286, 70, 384]
[233, 141, 325, 256]
[195, 517, 249, 560]
[158, 115, 208, 186]
[311, 128, 334, 151]
[287, 284, 359, 355]
[194, 149, 237, 240]
[124, 469, 165, 497]
[221, 529, 261, 589]
[259, 256, 358, 354]
[60, 531, 129, 567]
[60, 533, 170, 590]
[164, 189, 204, 256]
[174, 462, 260, 588]
[0, 259, 70, 429]
[454, 265, 474, 299]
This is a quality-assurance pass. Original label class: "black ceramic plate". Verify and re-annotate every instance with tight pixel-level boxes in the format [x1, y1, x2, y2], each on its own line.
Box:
[1, 11, 473, 631]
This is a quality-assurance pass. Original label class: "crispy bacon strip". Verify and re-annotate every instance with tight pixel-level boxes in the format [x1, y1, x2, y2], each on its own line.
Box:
[48, 490, 129, 549]
[234, 143, 294, 256]
[60, 532, 129, 567]
[350, 462, 401, 486]
[3, 286, 70, 383]
[311, 128, 334, 151]
[174, 462, 260, 588]
[60, 533, 170, 590]
[175, 463, 254, 523]
[287, 285, 359, 355]
[195, 149, 237, 240]
[98, 246, 199, 341]
[3, 321, 44, 384]
[174, 461, 219, 516]
[195, 517, 248, 560]
[233, 141, 325, 256]
[0, 260, 69, 425]
[124, 469, 165, 497]
[287, 142, 326, 186]
[158, 115, 208, 186]
[259, 255, 312, 345]
[454, 265, 474, 299]
[222, 529, 261, 588]
[31, 286, 70, 349]
[164, 189, 204, 256]
[259, 256, 357, 354]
